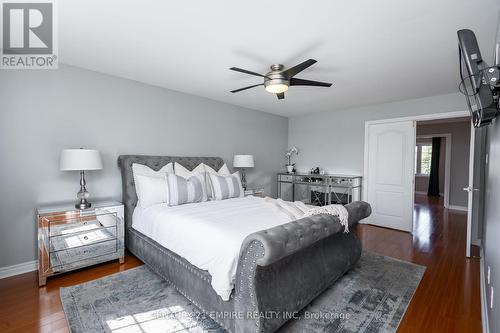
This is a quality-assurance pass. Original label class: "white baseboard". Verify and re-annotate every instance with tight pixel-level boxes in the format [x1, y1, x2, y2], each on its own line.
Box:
[448, 205, 468, 212]
[0, 260, 37, 279]
[480, 248, 490, 333]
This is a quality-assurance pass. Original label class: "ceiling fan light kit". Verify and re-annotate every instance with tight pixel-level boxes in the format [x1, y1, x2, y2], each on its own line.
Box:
[230, 59, 332, 100]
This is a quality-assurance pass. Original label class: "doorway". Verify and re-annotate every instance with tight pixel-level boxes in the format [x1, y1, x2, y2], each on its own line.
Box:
[364, 110, 480, 257]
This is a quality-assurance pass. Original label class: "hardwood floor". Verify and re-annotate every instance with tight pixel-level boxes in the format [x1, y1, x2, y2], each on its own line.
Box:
[357, 194, 481, 333]
[0, 255, 143, 333]
[0, 195, 481, 332]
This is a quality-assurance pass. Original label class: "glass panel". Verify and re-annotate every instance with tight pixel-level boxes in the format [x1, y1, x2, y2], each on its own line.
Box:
[420, 145, 432, 174]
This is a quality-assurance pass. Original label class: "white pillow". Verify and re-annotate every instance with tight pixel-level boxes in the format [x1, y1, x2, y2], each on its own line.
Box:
[174, 162, 208, 201]
[135, 174, 169, 208]
[208, 171, 244, 200]
[132, 163, 173, 207]
[204, 163, 231, 176]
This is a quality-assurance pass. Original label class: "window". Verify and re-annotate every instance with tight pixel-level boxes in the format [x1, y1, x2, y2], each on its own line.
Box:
[415, 143, 432, 175]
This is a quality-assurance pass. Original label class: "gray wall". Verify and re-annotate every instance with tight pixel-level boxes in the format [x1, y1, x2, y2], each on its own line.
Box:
[484, 119, 500, 333]
[0, 64, 288, 268]
[288, 93, 467, 177]
[416, 122, 471, 207]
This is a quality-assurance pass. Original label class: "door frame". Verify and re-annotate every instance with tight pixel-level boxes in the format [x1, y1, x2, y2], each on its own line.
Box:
[415, 133, 452, 208]
[465, 124, 476, 258]
[363, 110, 470, 234]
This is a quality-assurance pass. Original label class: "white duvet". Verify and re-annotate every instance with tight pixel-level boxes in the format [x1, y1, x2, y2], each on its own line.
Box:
[132, 196, 349, 301]
[133, 196, 291, 300]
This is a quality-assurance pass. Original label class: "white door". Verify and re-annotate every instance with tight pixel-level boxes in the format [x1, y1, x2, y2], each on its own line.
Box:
[366, 121, 416, 232]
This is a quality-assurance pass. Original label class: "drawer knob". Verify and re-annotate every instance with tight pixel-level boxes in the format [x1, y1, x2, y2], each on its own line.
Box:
[84, 236, 88, 240]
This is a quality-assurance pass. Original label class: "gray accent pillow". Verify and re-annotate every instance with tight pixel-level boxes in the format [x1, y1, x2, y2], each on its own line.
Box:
[166, 173, 205, 206]
[208, 172, 244, 200]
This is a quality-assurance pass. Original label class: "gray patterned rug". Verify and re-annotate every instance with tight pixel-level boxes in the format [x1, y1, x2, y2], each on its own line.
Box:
[60, 251, 425, 333]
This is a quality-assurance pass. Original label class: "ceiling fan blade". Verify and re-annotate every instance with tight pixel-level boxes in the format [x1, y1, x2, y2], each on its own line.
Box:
[230, 83, 263, 93]
[276, 92, 285, 100]
[282, 59, 317, 78]
[229, 67, 268, 78]
[290, 78, 332, 87]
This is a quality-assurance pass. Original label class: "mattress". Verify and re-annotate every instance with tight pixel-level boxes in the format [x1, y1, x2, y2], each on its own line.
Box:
[132, 196, 291, 300]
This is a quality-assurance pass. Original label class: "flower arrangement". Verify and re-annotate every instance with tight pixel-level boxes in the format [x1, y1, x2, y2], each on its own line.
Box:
[285, 146, 299, 169]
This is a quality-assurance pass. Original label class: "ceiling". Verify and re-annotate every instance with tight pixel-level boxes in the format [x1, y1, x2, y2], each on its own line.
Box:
[59, 0, 500, 117]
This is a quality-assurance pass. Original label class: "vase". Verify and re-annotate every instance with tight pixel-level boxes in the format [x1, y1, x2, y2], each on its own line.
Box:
[286, 165, 294, 173]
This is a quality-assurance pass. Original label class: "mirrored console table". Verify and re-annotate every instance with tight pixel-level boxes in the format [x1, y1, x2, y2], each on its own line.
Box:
[277, 172, 362, 206]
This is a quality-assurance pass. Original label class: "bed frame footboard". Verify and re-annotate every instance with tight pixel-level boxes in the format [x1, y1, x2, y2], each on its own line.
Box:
[234, 201, 371, 333]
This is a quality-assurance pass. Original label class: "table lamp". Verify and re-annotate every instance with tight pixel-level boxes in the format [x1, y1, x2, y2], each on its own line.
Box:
[60, 149, 103, 209]
[233, 155, 254, 190]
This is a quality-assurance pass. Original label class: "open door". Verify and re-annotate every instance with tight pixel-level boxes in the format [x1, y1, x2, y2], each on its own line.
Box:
[366, 121, 416, 232]
[465, 125, 484, 258]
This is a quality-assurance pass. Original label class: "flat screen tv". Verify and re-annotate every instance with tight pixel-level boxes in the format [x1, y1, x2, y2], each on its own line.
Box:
[457, 13, 500, 127]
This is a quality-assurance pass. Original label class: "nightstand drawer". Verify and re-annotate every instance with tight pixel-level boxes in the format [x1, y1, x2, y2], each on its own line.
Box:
[44, 211, 118, 237]
[49, 225, 117, 252]
[50, 239, 119, 271]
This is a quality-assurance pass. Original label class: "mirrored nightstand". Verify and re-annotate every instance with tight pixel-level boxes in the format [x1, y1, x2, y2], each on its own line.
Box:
[37, 201, 124, 286]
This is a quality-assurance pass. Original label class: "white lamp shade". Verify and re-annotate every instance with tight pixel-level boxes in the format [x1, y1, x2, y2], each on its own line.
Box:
[233, 155, 254, 168]
[60, 149, 103, 171]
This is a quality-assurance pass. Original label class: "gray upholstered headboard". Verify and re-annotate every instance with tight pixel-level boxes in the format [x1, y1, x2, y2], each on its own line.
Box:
[117, 155, 224, 233]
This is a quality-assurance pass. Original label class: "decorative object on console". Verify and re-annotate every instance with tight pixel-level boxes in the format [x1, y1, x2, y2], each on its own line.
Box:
[310, 167, 321, 174]
[232, 154, 254, 190]
[60, 149, 103, 210]
[285, 146, 299, 173]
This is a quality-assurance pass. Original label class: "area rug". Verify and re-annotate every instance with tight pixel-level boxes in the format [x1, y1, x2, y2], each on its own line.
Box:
[60, 251, 425, 333]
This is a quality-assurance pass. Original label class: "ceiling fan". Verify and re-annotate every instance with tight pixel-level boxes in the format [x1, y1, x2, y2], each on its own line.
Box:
[229, 59, 332, 100]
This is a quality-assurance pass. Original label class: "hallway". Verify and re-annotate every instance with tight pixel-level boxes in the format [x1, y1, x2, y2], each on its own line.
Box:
[357, 194, 481, 332]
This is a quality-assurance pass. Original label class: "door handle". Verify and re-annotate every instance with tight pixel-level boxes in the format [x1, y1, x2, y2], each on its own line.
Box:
[463, 186, 480, 192]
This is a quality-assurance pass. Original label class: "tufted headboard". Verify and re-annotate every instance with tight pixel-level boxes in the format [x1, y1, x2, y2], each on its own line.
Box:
[117, 155, 224, 234]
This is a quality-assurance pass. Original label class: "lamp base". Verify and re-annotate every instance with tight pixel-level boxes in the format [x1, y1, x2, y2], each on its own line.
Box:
[75, 200, 92, 210]
[241, 168, 247, 190]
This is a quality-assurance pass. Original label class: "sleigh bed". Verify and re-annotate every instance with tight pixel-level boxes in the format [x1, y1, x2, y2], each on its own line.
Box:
[118, 155, 371, 333]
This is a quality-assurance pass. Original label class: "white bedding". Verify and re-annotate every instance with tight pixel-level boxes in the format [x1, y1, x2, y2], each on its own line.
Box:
[132, 196, 291, 300]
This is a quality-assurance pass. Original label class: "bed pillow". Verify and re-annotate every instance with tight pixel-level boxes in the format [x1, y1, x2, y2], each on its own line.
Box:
[204, 163, 231, 176]
[135, 174, 169, 208]
[204, 163, 231, 199]
[208, 172, 244, 200]
[166, 173, 205, 206]
[174, 162, 208, 201]
[132, 163, 173, 207]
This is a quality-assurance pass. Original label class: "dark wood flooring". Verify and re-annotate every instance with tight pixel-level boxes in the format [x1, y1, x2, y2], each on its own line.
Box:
[0, 195, 481, 332]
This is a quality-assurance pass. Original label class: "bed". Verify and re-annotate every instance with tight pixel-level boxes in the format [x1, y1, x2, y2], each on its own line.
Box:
[118, 155, 371, 333]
